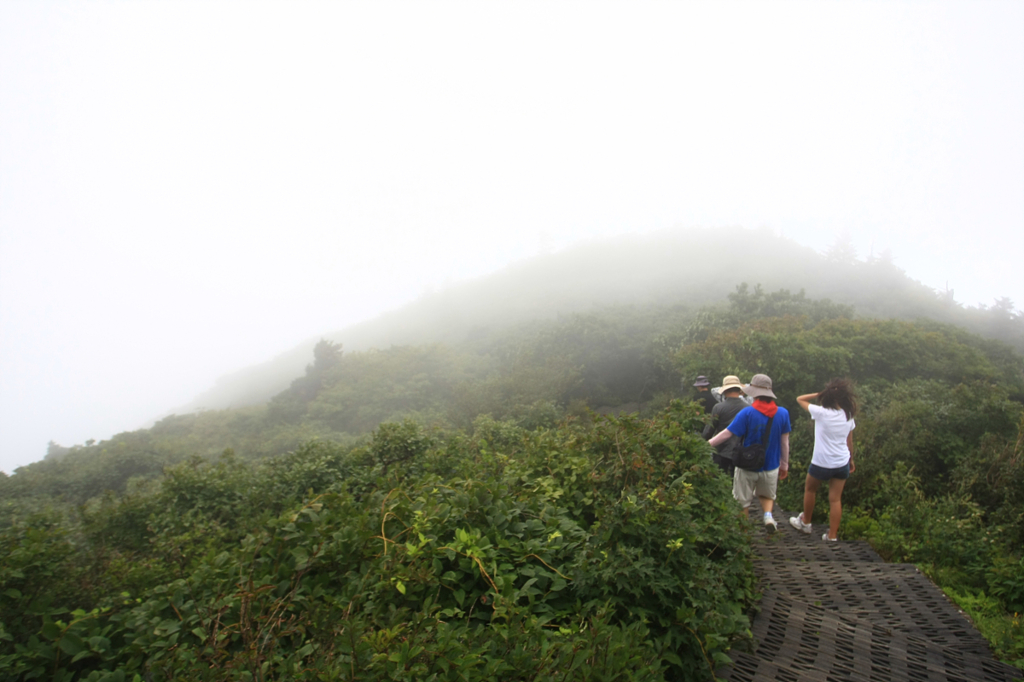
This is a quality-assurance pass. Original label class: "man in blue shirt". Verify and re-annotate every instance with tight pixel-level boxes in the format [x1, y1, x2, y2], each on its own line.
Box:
[708, 373, 791, 533]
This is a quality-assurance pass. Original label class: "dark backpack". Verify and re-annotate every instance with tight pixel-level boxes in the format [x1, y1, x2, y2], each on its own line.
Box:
[734, 415, 774, 471]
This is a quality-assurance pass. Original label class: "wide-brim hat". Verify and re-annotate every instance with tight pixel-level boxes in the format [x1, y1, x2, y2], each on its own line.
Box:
[692, 375, 711, 387]
[718, 375, 744, 393]
[743, 373, 777, 399]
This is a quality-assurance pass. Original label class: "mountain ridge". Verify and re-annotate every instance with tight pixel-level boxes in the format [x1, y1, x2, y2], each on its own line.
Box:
[173, 227, 1021, 417]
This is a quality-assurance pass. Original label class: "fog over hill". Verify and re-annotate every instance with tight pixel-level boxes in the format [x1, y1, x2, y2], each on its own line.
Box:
[3, 2, 1021, 474]
[175, 228, 1022, 417]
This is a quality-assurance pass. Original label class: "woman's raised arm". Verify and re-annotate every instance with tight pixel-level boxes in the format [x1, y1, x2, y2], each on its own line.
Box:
[796, 392, 820, 412]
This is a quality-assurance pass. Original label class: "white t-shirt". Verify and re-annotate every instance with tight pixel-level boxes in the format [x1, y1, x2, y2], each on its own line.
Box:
[809, 404, 855, 468]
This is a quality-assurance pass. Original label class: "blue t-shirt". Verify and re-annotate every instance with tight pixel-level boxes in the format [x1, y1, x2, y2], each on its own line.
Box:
[725, 405, 792, 472]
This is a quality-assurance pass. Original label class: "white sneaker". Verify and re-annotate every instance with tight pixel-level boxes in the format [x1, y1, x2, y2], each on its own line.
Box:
[822, 532, 837, 542]
[764, 514, 778, 534]
[789, 513, 812, 534]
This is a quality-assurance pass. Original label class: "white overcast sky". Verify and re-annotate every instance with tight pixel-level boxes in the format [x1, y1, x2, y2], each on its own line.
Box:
[1, 1, 1022, 473]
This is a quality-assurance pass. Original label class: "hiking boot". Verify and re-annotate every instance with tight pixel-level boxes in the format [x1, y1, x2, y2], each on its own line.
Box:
[822, 532, 837, 542]
[789, 512, 812, 534]
[764, 514, 778, 534]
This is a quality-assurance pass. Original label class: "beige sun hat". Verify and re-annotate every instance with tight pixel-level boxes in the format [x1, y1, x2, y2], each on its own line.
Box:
[718, 375, 745, 393]
[743, 373, 777, 399]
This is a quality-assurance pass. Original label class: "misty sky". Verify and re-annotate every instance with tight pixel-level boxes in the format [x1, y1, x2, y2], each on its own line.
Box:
[2, 1, 1022, 474]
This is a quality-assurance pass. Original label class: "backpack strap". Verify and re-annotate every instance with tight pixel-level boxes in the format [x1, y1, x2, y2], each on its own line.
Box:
[760, 415, 775, 446]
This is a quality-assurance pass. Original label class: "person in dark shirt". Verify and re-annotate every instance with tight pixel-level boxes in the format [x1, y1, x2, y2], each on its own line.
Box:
[702, 375, 748, 475]
[692, 375, 718, 413]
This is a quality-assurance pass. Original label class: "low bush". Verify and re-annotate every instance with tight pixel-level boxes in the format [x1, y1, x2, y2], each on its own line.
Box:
[1, 404, 757, 681]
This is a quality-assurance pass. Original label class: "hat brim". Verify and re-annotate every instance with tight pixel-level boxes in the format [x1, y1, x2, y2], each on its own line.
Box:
[743, 384, 777, 399]
[718, 383, 745, 393]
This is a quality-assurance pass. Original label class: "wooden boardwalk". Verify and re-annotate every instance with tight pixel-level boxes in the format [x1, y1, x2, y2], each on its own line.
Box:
[718, 505, 1023, 682]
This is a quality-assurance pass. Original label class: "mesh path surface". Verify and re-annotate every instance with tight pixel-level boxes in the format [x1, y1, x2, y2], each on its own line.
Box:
[718, 505, 1022, 681]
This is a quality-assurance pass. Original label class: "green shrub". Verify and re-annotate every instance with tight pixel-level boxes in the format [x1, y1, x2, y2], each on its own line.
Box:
[1, 404, 758, 681]
[988, 554, 1024, 614]
[942, 586, 1024, 669]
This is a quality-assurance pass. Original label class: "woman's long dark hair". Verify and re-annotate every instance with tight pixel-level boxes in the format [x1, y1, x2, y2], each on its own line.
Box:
[819, 378, 858, 420]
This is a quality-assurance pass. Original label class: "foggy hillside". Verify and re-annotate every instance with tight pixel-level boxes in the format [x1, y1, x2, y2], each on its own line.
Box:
[7, 255, 1022, 674]
[175, 227, 1022, 415]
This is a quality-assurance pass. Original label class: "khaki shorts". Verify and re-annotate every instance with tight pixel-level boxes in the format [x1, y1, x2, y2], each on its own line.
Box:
[733, 467, 779, 508]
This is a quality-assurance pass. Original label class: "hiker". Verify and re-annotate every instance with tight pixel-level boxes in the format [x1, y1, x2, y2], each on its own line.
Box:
[701, 375, 748, 475]
[692, 375, 718, 414]
[789, 379, 858, 541]
[707, 373, 791, 533]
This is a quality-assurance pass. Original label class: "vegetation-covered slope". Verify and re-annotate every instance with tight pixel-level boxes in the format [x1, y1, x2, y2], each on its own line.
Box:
[1, 408, 757, 681]
[2, 282, 1022, 678]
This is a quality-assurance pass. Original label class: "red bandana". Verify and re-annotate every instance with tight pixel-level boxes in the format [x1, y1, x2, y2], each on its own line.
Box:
[753, 399, 778, 418]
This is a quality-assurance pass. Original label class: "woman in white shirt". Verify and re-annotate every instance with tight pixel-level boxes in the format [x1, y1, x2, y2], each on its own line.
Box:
[789, 379, 858, 541]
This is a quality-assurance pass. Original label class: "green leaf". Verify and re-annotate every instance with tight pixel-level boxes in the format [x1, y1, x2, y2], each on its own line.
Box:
[157, 619, 181, 635]
[58, 633, 85, 656]
[395, 580, 406, 595]
[40, 622, 62, 641]
[88, 635, 110, 651]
